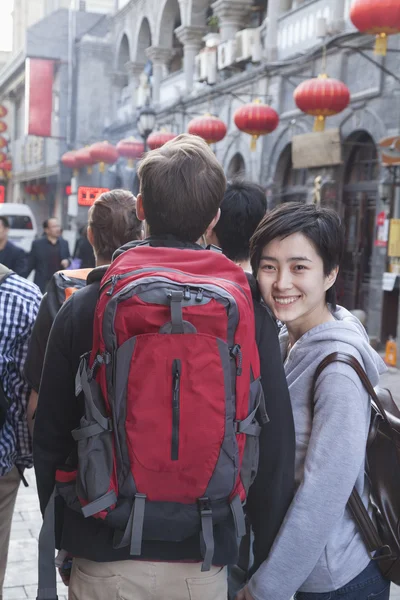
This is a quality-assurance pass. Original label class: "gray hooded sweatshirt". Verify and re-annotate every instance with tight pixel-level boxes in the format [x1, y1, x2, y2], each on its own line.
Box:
[248, 305, 387, 600]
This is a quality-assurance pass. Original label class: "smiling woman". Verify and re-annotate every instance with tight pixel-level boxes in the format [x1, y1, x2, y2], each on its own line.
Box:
[238, 202, 390, 600]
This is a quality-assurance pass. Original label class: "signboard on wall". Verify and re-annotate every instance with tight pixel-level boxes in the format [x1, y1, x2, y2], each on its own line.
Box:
[375, 211, 389, 247]
[78, 187, 109, 206]
[292, 128, 342, 169]
[25, 58, 54, 137]
[388, 219, 400, 257]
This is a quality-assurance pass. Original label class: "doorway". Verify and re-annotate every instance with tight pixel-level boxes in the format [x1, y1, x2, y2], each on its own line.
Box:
[339, 132, 379, 316]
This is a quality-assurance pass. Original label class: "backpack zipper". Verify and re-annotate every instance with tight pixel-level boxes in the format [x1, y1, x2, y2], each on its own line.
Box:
[230, 344, 243, 376]
[171, 359, 181, 461]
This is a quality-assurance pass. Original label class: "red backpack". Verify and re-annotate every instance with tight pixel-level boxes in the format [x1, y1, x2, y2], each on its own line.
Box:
[57, 245, 266, 570]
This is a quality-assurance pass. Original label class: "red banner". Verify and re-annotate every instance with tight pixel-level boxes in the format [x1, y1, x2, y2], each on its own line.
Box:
[0, 186, 5, 203]
[25, 58, 54, 137]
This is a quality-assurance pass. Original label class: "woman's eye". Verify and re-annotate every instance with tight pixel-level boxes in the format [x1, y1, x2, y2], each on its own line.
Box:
[261, 264, 275, 271]
[294, 265, 306, 271]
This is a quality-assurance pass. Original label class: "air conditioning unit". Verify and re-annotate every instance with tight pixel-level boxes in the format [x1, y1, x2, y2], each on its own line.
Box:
[194, 49, 217, 84]
[217, 39, 237, 70]
[235, 27, 262, 63]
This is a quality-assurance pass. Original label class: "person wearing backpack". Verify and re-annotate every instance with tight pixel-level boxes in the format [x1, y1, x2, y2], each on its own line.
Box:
[24, 189, 143, 435]
[33, 135, 294, 600]
[0, 265, 41, 599]
[236, 202, 390, 600]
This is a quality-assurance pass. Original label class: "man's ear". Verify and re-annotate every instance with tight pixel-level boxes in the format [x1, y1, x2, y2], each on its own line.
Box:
[136, 193, 146, 222]
[205, 225, 219, 248]
[87, 225, 94, 248]
[208, 208, 220, 232]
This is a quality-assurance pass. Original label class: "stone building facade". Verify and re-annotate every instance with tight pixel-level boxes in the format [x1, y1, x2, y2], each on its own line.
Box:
[99, 0, 399, 341]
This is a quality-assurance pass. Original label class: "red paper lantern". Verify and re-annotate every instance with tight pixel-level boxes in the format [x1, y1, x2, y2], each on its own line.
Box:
[75, 147, 95, 174]
[61, 151, 79, 172]
[116, 137, 145, 167]
[89, 141, 118, 173]
[351, 0, 400, 56]
[188, 115, 227, 145]
[2, 159, 12, 172]
[0, 106, 7, 118]
[294, 74, 350, 132]
[0, 122, 7, 134]
[147, 130, 177, 151]
[234, 100, 279, 151]
[0, 137, 7, 149]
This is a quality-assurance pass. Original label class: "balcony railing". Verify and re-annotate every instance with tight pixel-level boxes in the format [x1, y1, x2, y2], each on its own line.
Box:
[277, 0, 355, 60]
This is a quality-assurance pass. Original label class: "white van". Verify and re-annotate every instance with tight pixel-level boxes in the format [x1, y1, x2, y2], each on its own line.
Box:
[0, 203, 37, 253]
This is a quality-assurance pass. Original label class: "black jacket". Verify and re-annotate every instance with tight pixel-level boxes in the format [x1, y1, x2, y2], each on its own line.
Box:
[26, 236, 70, 292]
[34, 237, 295, 567]
[0, 240, 27, 277]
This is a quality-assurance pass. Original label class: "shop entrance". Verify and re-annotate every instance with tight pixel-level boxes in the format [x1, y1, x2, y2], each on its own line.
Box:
[339, 132, 379, 315]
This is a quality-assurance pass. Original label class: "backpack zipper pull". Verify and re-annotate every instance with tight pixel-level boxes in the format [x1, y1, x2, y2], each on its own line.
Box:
[230, 344, 243, 376]
[107, 275, 119, 296]
[184, 286, 191, 301]
[196, 288, 204, 302]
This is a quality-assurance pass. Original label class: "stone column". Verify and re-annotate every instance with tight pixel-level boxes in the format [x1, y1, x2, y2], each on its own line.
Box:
[125, 61, 145, 110]
[175, 25, 205, 94]
[265, 0, 287, 62]
[332, 0, 346, 32]
[211, 0, 253, 42]
[145, 47, 173, 104]
[111, 71, 128, 116]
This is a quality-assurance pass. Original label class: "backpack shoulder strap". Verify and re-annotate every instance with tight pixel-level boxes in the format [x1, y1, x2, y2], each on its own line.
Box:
[314, 351, 390, 427]
[314, 351, 393, 560]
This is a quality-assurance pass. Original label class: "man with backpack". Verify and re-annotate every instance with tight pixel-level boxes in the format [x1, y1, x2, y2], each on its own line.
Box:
[33, 135, 294, 600]
[0, 264, 41, 599]
[24, 189, 143, 435]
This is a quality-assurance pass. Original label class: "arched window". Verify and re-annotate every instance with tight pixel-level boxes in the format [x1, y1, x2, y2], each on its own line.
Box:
[344, 131, 379, 184]
[273, 144, 308, 203]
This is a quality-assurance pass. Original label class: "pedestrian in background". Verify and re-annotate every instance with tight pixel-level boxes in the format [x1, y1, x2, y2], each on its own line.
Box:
[0, 216, 27, 277]
[206, 179, 267, 274]
[0, 264, 41, 600]
[25, 218, 70, 292]
[25, 190, 142, 435]
[236, 202, 389, 600]
[72, 225, 95, 269]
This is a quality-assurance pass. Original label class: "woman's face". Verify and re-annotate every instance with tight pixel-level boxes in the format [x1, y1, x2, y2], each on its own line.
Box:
[257, 232, 337, 336]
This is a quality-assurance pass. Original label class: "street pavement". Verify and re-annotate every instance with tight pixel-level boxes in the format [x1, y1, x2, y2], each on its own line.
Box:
[3, 364, 400, 600]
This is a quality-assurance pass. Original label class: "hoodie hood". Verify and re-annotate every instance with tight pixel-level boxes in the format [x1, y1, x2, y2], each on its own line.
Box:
[280, 304, 386, 387]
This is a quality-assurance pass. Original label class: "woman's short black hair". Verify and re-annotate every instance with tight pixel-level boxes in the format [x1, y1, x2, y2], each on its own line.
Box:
[250, 202, 344, 309]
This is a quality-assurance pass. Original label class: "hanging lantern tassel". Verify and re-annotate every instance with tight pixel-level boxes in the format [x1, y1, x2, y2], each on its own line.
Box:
[313, 115, 326, 132]
[128, 158, 134, 168]
[375, 33, 388, 56]
[99, 162, 105, 173]
[87, 166, 92, 175]
[250, 135, 259, 152]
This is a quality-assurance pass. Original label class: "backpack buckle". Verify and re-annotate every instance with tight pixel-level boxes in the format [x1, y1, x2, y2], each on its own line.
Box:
[198, 496, 212, 515]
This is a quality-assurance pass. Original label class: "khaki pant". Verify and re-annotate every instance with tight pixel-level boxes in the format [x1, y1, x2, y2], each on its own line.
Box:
[0, 467, 21, 600]
[69, 557, 227, 600]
